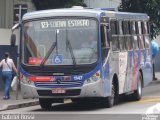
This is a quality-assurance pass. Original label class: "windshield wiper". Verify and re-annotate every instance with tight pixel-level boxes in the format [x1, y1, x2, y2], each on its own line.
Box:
[40, 41, 56, 67]
[66, 30, 76, 65]
[40, 30, 59, 66]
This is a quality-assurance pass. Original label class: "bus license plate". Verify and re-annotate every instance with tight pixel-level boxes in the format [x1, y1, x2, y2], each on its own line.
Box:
[52, 88, 66, 94]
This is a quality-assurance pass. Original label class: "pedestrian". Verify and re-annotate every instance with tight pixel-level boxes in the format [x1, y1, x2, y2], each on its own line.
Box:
[0, 52, 18, 100]
[151, 40, 159, 80]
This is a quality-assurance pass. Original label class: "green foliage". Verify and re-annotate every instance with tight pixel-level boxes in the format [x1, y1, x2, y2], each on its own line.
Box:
[64, 0, 87, 8]
[119, 0, 160, 38]
[144, 0, 160, 38]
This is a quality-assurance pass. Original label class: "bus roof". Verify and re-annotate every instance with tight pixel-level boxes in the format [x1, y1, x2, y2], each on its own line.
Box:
[22, 8, 149, 21]
[108, 11, 149, 20]
[22, 8, 103, 20]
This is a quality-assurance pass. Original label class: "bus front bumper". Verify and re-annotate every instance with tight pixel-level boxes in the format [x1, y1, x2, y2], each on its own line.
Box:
[20, 80, 104, 99]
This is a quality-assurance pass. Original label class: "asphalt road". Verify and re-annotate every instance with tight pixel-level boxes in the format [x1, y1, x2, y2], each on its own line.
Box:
[1, 80, 160, 120]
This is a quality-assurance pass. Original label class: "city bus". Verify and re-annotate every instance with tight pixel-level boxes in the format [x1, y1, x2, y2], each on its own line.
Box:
[11, 7, 153, 109]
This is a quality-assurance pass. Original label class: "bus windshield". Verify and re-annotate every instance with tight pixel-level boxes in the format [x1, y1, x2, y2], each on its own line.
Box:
[22, 18, 98, 66]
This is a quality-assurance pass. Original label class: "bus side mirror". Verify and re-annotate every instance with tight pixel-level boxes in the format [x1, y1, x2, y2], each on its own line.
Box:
[10, 34, 16, 46]
[10, 23, 20, 47]
[11, 23, 20, 31]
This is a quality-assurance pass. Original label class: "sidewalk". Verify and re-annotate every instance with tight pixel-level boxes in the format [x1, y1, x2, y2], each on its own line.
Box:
[0, 90, 39, 111]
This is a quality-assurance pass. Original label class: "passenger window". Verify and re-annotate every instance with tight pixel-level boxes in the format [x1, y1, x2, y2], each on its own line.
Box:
[137, 21, 142, 34]
[119, 20, 126, 51]
[142, 22, 149, 34]
[123, 21, 130, 35]
[132, 36, 139, 49]
[118, 21, 124, 35]
[126, 37, 133, 50]
[144, 35, 150, 48]
[143, 22, 150, 48]
[138, 36, 145, 49]
[123, 21, 132, 51]
[119, 38, 126, 51]
[147, 22, 150, 34]
[137, 21, 145, 49]
[110, 20, 118, 35]
[110, 20, 119, 51]
[130, 21, 136, 34]
[112, 37, 119, 51]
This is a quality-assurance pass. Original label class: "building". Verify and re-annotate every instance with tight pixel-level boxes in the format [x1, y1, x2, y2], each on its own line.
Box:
[0, 0, 35, 45]
[0, 0, 35, 90]
[0, 0, 35, 29]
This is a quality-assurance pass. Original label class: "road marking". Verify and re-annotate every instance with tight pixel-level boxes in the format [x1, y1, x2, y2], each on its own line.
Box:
[137, 97, 160, 103]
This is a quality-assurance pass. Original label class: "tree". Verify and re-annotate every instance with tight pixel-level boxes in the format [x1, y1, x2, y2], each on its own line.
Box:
[64, 0, 87, 8]
[32, 0, 86, 10]
[119, 0, 160, 38]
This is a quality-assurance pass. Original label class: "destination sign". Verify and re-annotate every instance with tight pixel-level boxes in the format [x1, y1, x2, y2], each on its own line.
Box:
[40, 19, 90, 29]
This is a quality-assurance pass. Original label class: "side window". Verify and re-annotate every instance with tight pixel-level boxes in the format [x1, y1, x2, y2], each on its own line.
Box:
[101, 25, 109, 48]
[142, 21, 150, 48]
[123, 21, 130, 35]
[147, 22, 150, 34]
[101, 24, 110, 62]
[136, 21, 145, 49]
[110, 20, 119, 51]
[110, 20, 118, 35]
[119, 20, 124, 35]
[144, 36, 150, 48]
[131, 21, 139, 49]
[119, 20, 126, 51]
[130, 21, 136, 34]
[126, 38, 133, 50]
[123, 21, 132, 50]
[137, 21, 142, 34]
[142, 22, 148, 34]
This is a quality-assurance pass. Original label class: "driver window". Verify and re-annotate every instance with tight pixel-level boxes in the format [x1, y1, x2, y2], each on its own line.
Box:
[101, 24, 110, 63]
[101, 25, 109, 48]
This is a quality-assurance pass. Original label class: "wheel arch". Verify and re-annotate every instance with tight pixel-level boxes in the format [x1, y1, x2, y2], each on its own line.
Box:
[112, 74, 119, 95]
[139, 69, 144, 87]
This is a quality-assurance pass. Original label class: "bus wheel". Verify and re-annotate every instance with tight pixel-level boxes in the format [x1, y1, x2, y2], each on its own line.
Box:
[132, 72, 142, 101]
[39, 98, 52, 110]
[103, 83, 116, 108]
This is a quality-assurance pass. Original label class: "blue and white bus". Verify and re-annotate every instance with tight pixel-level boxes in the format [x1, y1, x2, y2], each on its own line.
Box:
[11, 7, 153, 109]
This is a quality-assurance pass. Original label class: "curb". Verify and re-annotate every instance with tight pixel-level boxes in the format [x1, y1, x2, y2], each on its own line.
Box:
[0, 100, 39, 111]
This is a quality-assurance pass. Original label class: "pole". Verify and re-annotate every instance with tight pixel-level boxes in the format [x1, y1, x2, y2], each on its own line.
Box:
[16, 4, 21, 100]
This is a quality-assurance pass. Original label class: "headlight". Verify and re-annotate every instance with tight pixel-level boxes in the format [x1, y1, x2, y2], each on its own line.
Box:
[21, 77, 34, 85]
[84, 71, 101, 84]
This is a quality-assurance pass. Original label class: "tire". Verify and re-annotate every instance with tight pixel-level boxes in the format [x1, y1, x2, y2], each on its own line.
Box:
[102, 82, 117, 108]
[39, 98, 52, 110]
[132, 72, 142, 101]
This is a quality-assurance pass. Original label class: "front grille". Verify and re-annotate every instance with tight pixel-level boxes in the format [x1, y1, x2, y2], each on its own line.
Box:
[37, 89, 81, 96]
[35, 80, 82, 88]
